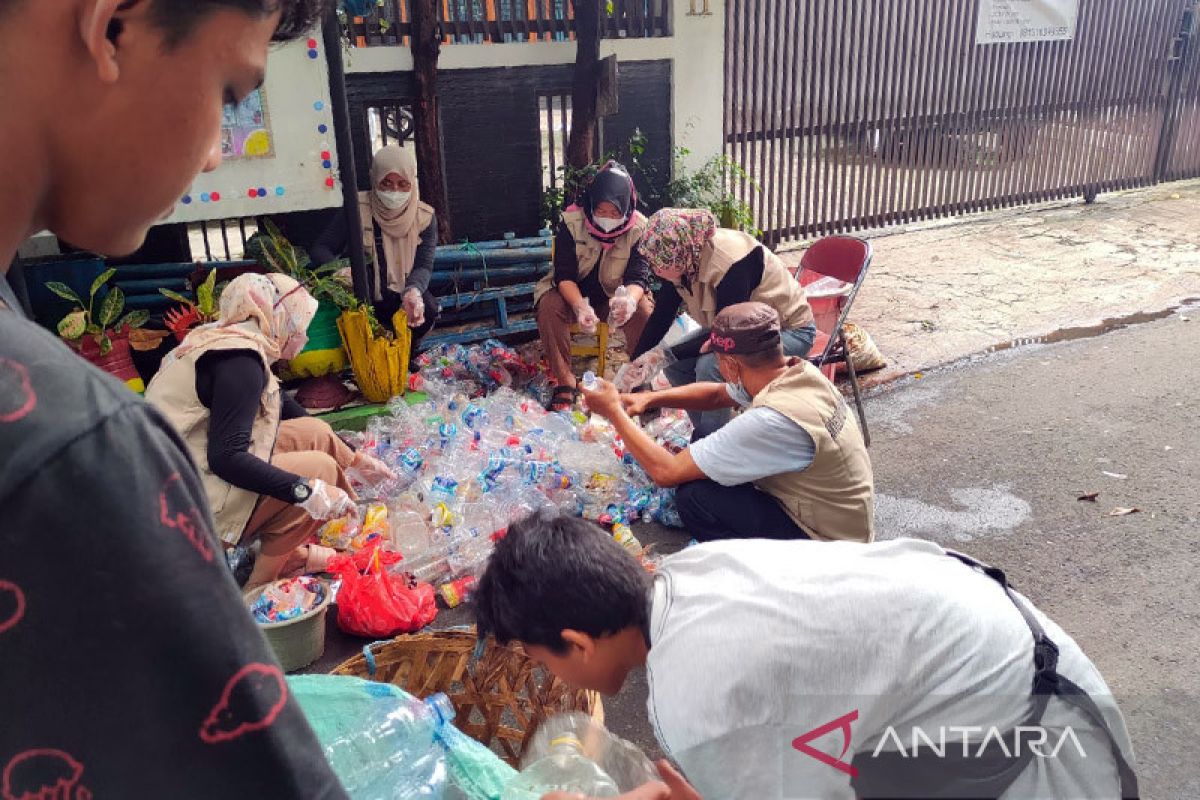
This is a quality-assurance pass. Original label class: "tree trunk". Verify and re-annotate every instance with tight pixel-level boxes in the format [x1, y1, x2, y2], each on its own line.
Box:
[410, 0, 453, 243]
[566, 0, 602, 170]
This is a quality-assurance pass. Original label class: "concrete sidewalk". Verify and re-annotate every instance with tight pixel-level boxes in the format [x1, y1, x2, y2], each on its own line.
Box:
[779, 179, 1200, 387]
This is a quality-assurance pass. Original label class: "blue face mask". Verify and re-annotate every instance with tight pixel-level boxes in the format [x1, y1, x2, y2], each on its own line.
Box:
[727, 380, 752, 406]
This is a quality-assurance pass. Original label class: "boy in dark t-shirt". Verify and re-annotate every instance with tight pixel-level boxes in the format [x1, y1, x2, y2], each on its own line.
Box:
[0, 1, 346, 796]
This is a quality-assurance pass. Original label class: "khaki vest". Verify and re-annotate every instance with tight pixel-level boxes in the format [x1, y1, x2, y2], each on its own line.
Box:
[146, 339, 282, 545]
[675, 229, 814, 330]
[357, 192, 434, 301]
[750, 360, 874, 542]
[535, 209, 648, 304]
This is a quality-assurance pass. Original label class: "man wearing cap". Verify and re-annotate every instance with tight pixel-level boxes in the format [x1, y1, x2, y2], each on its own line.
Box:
[581, 301, 874, 542]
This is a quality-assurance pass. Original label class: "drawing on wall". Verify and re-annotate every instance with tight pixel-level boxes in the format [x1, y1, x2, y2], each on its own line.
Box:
[222, 88, 275, 160]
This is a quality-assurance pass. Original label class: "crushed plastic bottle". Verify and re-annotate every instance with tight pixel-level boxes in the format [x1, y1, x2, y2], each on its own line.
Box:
[501, 734, 620, 799]
[506, 712, 658, 798]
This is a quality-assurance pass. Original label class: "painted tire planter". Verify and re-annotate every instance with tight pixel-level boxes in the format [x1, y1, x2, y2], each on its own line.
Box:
[289, 300, 347, 379]
[74, 331, 145, 393]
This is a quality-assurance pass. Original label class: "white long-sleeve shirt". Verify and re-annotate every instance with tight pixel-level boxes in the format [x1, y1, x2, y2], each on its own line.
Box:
[645, 538, 1135, 799]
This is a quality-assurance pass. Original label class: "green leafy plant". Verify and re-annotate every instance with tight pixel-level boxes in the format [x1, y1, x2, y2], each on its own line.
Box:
[660, 148, 762, 237]
[47, 269, 150, 356]
[539, 129, 762, 237]
[248, 219, 388, 338]
[159, 268, 221, 323]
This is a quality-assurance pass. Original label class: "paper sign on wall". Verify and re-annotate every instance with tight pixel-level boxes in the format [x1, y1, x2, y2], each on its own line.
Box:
[976, 0, 1079, 45]
[161, 37, 342, 225]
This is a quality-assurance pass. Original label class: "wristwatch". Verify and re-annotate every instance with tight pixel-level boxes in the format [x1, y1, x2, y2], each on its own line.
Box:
[291, 480, 313, 504]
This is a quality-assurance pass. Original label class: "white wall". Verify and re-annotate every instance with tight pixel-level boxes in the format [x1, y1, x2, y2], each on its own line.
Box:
[346, 0, 725, 175]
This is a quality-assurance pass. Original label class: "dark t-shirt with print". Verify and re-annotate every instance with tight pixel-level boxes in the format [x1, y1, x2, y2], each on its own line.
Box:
[0, 276, 346, 798]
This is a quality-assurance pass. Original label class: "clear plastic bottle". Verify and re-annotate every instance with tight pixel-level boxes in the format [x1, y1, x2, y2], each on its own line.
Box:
[321, 692, 452, 799]
[501, 734, 620, 799]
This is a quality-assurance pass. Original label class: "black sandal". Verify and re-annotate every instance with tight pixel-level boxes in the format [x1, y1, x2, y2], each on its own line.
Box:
[546, 384, 579, 412]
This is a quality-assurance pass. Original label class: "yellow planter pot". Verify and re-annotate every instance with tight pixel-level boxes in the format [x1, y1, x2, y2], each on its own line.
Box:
[336, 309, 411, 404]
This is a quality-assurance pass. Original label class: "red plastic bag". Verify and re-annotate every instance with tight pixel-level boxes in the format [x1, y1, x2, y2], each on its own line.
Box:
[327, 544, 437, 637]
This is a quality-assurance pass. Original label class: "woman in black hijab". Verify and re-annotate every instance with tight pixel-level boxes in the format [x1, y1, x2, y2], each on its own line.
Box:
[534, 162, 655, 410]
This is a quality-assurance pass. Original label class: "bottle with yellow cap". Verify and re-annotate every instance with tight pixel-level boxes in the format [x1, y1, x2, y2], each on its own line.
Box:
[501, 733, 620, 798]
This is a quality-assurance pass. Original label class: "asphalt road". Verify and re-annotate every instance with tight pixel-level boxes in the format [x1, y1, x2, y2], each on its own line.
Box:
[605, 307, 1200, 798]
[314, 308, 1198, 797]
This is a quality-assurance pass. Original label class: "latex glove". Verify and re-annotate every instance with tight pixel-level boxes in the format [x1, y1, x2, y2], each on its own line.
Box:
[574, 301, 599, 334]
[350, 452, 397, 485]
[402, 287, 426, 328]
[579, 377, 622, 420]
[607, 286, 638, 328]
[298, 478, 356, 521]
[614, 347, 675, 392]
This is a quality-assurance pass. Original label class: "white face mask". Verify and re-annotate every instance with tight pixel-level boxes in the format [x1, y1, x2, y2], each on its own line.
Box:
[377, 190, 411, 211]
[594, 215, 624, 233]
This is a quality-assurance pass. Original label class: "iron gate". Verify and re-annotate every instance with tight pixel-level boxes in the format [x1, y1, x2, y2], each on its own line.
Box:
[725, 0, 1200, 246]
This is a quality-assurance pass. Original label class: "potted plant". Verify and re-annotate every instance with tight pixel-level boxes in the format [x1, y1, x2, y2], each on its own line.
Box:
[246, 220, 359, 378]
[160, 268, 221, 342]
[48, 269, 151, 392]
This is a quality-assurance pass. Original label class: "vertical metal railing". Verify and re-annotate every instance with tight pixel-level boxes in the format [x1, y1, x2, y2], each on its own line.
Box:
[344, 0, 669, 46]
[726, 0, 1200, 247]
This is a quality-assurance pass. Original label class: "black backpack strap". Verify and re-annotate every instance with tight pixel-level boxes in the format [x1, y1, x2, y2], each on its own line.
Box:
[945, 550, 1140, 799]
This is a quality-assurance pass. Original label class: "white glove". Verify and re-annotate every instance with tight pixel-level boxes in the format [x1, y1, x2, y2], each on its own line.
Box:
[350, 452, 397, 485]
[574, 302, 599, 334]
[298, 479, 356, 521]
[607, 286, 638, 328]
[402, 288, 426, 327]
[614, 347, 675, 392]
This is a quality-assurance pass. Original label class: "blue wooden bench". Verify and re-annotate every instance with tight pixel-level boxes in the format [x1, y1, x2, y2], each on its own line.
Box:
[423, 231, 552, 350]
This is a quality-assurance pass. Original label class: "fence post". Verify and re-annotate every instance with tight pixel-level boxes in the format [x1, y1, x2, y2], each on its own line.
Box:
[322, 8, 371, 302]
[411, 0, 455, 243]
[567, 0, 602, 167]
[1154, 3, 1197, 182]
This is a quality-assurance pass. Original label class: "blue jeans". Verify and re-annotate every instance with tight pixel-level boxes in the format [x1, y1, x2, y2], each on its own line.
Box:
[665, 324, 816, 439]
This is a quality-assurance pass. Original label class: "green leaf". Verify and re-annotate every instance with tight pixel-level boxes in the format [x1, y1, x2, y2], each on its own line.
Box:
[86, 324, 102, 337]
[99, 286, 125, 328]
[57, 310, 87, 340]
[118, 309, 150, 330]
[197, 270, 216, 314]
[45, 282, 84, 307]
[90, 268, 117, 301]
[158, 288, 195, 306]
[98, 335, 113, 357]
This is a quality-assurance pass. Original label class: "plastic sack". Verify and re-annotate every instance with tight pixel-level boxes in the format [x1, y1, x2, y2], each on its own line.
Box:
[338, 308, 411, 403]
[289, 674, 448, 799]
[289, 674, 517, 800]
[327, 543, 438, 637]
[843, 322, 887, 372]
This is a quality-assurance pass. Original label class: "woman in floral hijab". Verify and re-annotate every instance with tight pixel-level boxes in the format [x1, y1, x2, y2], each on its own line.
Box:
[149, 274, 395, 589]
[621, 208, 817, 438]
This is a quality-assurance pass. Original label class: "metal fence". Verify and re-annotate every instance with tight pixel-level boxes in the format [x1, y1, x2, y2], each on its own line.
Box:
[188, 218, 262, 262]
[345, 0, 670, 47]
[539, 92, 573, 193]
[726, 0, 1200, 246]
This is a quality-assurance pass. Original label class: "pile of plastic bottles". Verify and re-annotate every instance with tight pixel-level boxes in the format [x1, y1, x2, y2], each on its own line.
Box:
[333, 342, 690, 608]
[407, 337, 553, 405]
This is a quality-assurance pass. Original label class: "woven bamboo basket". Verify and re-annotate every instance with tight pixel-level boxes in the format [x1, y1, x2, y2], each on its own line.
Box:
[332, 627, 602, 765]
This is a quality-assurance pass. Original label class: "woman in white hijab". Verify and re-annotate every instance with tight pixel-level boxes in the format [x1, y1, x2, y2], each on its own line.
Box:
[310, 145, 440, 346]
[147, 273, 394, 590]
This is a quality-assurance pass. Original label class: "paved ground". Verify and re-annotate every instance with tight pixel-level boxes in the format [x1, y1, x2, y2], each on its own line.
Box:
[594, 307, 1200, 798]
[779, 179, 1200, 388]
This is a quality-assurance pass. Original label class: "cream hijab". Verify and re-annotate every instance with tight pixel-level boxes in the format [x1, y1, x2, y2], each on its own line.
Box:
[167, 273, 319, 367]
[369, 146, 435, 292]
